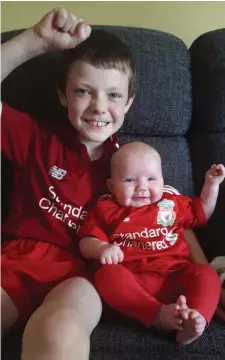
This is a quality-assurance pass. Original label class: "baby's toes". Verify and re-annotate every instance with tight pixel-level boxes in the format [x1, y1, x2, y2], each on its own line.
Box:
[175, 317, 183, 330]
[174, 321, 183, 331]
[194, 317, 205, 333]
[174, 309, 180, 317]
[180, 308, 190, 321]
[175, 317, 183, 325]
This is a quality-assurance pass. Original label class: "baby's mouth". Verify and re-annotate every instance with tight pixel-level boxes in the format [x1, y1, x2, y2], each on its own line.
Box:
[133, 196, 150, 201]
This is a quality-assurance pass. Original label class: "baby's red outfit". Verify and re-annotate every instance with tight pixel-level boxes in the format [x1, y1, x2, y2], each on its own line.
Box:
[79, 190, 221, 327]
[1, 103, 118, 319]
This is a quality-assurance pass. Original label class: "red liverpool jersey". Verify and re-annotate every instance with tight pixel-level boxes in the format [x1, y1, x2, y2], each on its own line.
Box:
[1, 103, 118, 252]
[79, 187, 207, 274]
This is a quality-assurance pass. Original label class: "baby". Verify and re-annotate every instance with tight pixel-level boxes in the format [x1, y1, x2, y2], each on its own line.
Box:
[79, 142, 225, 344]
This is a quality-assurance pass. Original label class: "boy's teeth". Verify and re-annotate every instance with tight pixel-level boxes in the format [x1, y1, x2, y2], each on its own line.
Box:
[88, 121, 107, 127]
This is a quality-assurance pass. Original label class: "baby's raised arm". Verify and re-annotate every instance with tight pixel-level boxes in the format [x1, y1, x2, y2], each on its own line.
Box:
[200, 164, 225, 220]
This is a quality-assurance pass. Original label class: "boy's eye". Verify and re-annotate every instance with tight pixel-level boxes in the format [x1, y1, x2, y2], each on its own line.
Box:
[124, 178, 134, 182]
[148, 177, 156, 181]
[74, 89, 89, 95]
[109, 93, 122, 99]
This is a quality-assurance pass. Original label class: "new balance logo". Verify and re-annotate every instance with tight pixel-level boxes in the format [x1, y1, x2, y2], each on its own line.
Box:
[48, 166, 67, 180]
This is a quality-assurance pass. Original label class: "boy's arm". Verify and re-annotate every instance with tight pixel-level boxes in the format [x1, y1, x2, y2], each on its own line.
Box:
[1, 8, 91, 82]
[1, 29, 45, 82]
[200, 164, 225, 220]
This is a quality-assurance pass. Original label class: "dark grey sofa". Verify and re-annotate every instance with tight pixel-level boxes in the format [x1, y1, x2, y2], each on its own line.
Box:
[1, 26, 225, 360]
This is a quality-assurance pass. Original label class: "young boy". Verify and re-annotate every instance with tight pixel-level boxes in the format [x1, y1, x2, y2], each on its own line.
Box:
[1, 7, 135, 360]
[1, 7, 221, 360]
[79, 142, 225, 345]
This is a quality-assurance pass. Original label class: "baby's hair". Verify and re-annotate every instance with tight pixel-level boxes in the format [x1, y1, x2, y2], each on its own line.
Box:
[57, 29, 136, 99]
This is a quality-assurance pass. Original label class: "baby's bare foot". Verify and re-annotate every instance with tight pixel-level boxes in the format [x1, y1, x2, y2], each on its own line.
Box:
[174, 295, 188, 319]
[176, 309, 207, 345]
[153, 302, 183, 331]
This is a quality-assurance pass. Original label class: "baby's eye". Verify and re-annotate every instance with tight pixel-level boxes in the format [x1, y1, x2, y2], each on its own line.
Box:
[124, 178, 134, 182]
[109, 93, 122, 99]
[74, 89, 89, 95]
[148, 177, 156, 181]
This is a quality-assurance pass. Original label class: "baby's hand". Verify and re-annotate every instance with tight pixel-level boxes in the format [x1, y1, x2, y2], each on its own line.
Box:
[205, 164, 225, 185]
[33, 7, 91, 52]
[99, 244, 124, 265]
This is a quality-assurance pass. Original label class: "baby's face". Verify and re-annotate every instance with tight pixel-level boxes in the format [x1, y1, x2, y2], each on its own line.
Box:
[108, 150, 164, 208]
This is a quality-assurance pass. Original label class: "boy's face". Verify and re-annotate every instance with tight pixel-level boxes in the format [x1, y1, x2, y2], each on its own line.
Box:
[108, 150, 164, 208]
[58, 61, 134, 145]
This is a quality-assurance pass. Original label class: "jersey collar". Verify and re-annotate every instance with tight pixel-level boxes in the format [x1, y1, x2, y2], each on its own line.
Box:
[59, 121, 119, 164]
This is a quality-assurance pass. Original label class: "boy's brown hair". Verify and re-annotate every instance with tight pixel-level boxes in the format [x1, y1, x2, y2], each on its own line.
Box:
[57, 29, 136, 100]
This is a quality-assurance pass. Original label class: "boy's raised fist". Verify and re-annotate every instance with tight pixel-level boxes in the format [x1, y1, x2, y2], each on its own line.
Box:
[33, 7, 91, 52]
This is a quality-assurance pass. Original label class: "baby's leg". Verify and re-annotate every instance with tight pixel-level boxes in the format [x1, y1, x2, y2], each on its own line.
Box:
[180, 264, 221, 322]
[95, 264, 166, 327]
[153, 295, 186, 331]
[1, 287, 19, 336]
[174, 264, 221, 344]
[176, 309, 207, 345]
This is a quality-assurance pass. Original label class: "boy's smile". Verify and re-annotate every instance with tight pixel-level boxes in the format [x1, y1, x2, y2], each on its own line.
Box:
[58, 61, 134, 147]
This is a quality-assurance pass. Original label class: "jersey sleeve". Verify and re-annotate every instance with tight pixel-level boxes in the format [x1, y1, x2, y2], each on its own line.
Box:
[177, 195, 207, 228]
[1, 102, 37, 165]
[79, 203, 109, 243]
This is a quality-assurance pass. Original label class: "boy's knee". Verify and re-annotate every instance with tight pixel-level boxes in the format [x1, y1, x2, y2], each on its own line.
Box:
[24, 303, 86, 346]
[42, 278, 102, 333]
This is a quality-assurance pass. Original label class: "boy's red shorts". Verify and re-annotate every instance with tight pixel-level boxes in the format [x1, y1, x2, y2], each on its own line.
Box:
[1, 239, 89, 320]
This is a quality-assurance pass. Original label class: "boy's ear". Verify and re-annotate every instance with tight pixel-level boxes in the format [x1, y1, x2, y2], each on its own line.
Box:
[107, 178, 113, 193]
[57, 89, 68, 108]
[125, 96, 135, 114]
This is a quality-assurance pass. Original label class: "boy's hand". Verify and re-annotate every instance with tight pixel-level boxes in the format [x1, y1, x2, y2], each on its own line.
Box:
[99, 244, 124, 265]
[33, 7, 91, 52]
[205, 164, 225, 186]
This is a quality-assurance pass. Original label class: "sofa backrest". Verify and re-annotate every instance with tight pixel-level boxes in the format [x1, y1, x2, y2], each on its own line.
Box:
[189, 29, 225, 259]
[1, 26, 224, 259]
